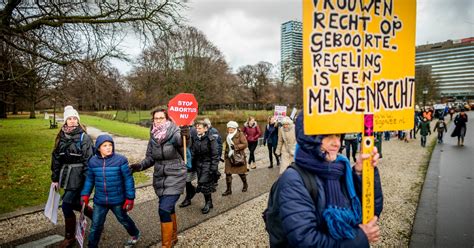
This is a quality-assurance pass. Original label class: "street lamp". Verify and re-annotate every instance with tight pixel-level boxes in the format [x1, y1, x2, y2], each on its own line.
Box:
[423, 88, 428, 108]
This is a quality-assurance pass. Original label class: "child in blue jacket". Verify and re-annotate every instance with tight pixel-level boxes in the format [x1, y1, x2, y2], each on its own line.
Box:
[81, 134, 140, 248]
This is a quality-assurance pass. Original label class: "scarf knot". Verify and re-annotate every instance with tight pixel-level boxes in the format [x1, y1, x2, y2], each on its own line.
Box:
[226, 129, 237, 158]
[62, 124, 78, 134]
[295, 147, 361, 240]
[151, 121, 171, 143]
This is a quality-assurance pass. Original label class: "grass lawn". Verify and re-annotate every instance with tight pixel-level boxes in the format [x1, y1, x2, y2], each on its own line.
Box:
[92, 109, 275, 124]
[80, 115, 150, 140]
[0, 115, 149, 215]
[94, 110, 151, 123]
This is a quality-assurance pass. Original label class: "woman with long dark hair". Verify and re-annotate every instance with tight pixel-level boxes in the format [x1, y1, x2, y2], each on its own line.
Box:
[264, 116, 280, 168]
[51, 106, 94, 248]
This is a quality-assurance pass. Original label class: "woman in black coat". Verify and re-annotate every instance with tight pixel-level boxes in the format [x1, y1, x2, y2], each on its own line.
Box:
[451, 111, 468, 146]
[51, 106, 94, 247]
[190, 120, 220, 214]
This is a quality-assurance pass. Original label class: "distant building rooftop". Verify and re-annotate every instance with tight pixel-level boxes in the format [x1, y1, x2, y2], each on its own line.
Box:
[416, 37, 474, 52]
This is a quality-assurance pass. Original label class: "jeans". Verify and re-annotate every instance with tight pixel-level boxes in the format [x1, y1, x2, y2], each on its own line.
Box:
[158, 195, 180, 223]
[88, 204, 139, 248]
[421, 135, 427, 147]
[267, 143, 280, 166]
[344, 139, 358, 162]
[61, 190, 82, 218]
[437, 132, 444, 143]
[247, 141, 258, 164]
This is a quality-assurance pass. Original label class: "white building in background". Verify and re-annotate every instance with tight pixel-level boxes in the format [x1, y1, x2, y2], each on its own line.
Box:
[416, 37, 474, 99]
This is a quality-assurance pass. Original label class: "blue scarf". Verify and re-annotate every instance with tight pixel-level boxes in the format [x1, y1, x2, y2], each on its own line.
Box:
[295, 147, 362, 240]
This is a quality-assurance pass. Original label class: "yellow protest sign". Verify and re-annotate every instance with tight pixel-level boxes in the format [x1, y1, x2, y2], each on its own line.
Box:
[303, 0, 416, 135]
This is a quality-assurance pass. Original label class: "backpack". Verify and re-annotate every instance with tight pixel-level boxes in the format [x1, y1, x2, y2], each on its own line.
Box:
[262, 163, 319, 247]
[59, 132, 85, 158]
[438, 121, 445, 130]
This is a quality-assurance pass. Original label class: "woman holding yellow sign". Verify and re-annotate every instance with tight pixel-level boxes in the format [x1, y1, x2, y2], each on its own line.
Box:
[268, 112, 383, 247]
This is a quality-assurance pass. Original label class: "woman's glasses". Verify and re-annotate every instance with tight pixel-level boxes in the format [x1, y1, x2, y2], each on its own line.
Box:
[153, 117, 166, 121]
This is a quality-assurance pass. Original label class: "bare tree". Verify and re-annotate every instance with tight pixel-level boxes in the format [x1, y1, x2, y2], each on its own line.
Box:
[0, 0, 185, 117]
[237, 61, 273, 104]
[128, 26, 234, 107]
[290, 64, 303, 107]
[0, 0, 185, 64]
[415, 65, 439, 106]
[60, 61, 127, 111]
[274, 61, 293, 104]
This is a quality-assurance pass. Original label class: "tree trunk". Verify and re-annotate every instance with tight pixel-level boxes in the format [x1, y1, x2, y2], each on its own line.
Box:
[0, 101, 7, 118]
[29, 101, 36, 119]
[12, 100, 18, 115]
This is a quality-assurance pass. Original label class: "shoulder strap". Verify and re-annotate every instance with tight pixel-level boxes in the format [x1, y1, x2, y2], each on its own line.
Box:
[288, 163, 318, 204]
[76, 132, 85, 149]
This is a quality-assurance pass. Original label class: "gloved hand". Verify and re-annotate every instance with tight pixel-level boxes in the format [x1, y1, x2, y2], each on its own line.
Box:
[180, 126, 190, 138]
[51, 182, 59, 191]
[123, 199, 134, 212]
[129, 163, 141, 173]
[82, 195, 90, 206]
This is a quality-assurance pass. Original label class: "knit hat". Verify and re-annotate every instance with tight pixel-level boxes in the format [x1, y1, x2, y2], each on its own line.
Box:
[226, 121, 239, 129]
[63, 105, 80, 123]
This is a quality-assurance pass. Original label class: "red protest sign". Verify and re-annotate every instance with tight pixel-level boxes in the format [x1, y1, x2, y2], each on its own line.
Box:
[167, 93, 198, 126]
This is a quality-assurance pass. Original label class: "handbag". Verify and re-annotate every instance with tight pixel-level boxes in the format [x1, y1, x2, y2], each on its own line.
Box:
[230, 150, 246, 166]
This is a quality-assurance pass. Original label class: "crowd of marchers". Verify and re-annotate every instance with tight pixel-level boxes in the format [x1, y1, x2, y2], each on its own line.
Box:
[49, 104, 467, 248]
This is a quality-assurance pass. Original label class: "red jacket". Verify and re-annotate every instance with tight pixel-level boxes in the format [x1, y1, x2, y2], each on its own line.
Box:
[242, 123, 261, 142]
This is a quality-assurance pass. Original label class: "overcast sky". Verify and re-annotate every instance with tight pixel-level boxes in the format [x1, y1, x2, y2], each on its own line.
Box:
[113, 0, 474, 74]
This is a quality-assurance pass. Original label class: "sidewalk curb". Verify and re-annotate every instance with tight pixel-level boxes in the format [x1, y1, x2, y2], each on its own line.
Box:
[0, 182, 153, 222]
[409, 143, 440, 247]
[409, 122, 446, 247]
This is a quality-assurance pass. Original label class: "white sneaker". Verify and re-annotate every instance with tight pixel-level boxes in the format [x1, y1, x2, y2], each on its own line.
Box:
[125, 232, 140, 247]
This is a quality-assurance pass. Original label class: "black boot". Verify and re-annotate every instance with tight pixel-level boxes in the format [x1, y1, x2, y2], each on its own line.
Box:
[222, 175, 232, 196]
[201, 194, 213, 214]
[239, 174, 248, 192]
[179, 182, 195, 208]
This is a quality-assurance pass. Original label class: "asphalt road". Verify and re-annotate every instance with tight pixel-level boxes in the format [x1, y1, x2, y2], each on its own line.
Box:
[410, 116, 474, 248]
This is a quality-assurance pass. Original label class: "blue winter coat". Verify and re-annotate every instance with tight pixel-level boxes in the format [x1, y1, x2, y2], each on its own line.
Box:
[277, 166, 383, 247]
[81, 135, 135, 206]
[276, 112, 384, 247]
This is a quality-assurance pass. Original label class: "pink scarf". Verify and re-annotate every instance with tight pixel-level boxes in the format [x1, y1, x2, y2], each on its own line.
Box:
[151, 121, 171, 143]
[62, 124, 78, 134]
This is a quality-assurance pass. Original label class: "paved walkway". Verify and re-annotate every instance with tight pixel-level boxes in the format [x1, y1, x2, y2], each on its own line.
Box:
[410, 117, 474, 248]
[3, 152, 280, 247]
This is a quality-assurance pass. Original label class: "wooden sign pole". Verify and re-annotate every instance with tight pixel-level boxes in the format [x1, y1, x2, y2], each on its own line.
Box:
[183, 136, 187, 164]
